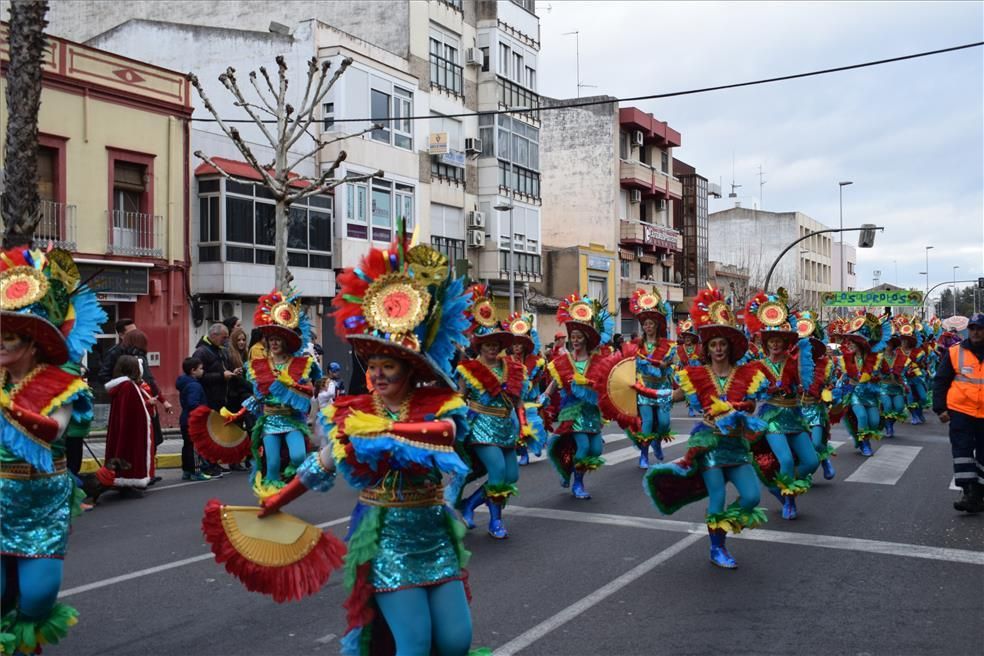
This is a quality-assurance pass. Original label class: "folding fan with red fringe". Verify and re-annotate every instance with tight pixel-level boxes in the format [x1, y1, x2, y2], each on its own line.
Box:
[188, 406, 251, 465]
[592, 351, 642, 431]
[201, 499, 346, 603]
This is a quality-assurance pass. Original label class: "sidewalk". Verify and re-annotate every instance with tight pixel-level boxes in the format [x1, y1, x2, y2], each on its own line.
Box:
[80, 437, 185, 473]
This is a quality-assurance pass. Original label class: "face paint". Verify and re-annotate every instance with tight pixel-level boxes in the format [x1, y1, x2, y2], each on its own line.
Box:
[367, 356, 410, 395]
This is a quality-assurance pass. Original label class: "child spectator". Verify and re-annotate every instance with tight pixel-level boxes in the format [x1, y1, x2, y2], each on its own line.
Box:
[176, 357, 212, 481]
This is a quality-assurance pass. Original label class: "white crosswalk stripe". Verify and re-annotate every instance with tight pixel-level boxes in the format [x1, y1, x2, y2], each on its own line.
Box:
[845, 444, 923, 485]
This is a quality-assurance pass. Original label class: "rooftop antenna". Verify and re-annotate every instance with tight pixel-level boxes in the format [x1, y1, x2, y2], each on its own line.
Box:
[728, 153, 741, 204]
[758, 164, 767, 209]
[562, 30, 595, 97]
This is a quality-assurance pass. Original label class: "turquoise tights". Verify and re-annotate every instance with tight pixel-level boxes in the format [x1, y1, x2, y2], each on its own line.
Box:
[375, 579, 472, 656]
[701, 464, 761, 515]
[766, 431, 820, 480]
[573, 432, 604, 461]
[262, 430, 308, 481]
[639, 404, 671, 437]
[851, 403, 881, 434]
[474, 445, 518, 489]
[1, 556, 63, 619]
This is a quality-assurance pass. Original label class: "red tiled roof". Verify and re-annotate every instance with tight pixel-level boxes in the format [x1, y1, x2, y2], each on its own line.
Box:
[194, 157, 316, 189]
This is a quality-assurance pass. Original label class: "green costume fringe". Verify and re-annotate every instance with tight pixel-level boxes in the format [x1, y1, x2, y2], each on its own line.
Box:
[343, 506, 384, 590]
[70, 480, 87, 519]
[658, 429, 677, 443]
[443, 509, 472, 569]
[730, 501, 768, 530]
[774, 472, 812, 496]
[483, 482, 519, 505]
[855, 428, 883, 443]
[625, 430, 654, 448]
[816, 442, 838, 460]
[574, 456, 605, 472]
[1, 603, 78, 654]
[705, 507, 743, 534]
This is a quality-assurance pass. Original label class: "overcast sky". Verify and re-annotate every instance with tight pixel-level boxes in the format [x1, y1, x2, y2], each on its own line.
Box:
[536, 0, 983, 302]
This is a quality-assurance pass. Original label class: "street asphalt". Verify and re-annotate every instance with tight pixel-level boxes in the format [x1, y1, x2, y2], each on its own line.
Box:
[57, 414, 982, 656]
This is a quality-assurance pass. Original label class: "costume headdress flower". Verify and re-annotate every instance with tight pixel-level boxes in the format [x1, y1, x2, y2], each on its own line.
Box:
[505, 311, 540, 355]
[744, 289, 797, 342]
[629, 287, 672, 337]
[676, 318, 698, 340]
[556, 293, 613, 352]
[891, 313, 921, 346]
[332, 234, 470, 387]
[254, 288, 311, 354]
[831, 310, 890, 353]
[465, 283, 512, 350]
[0, 247, 106, 364]
[689, 286, 746, 360]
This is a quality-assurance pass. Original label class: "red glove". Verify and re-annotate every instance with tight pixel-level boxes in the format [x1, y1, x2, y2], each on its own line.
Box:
[631, 382, 661, 399]
[223, 407, 248, 426]
[1, 402, 60, 444]
[258, 478, 308, 517]
[389, 420, 456, 448]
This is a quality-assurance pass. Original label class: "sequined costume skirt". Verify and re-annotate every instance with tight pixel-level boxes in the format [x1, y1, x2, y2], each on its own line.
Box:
[800, 402, 828, 428]
[638, 384, 673, 409]
[690, 425, 753, 469]
[570, 404, 603, 434]
[758, 401, 807, 435]
[881, 382, 905, 396]
[0, 473, 73, 558]
[467, 411, 519, 448]
[367, 504, 462, 592]
[848, 384, 882, 407]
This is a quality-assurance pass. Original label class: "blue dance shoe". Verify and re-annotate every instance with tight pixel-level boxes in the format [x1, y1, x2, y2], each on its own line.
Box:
[637, 444, 650, 469]
[652, 440, 664, 463]
[708, 529, 737, 569]
[781, 495, 798, 520]
[571, 471, 591, 499]
[885, 421, 895, 438]
[859, 439, 873, 457]
[517, 447, 530, 466]
[459, 488, 486, 529]
[821, 459, 836, 480]
[488, 503, 508, 539]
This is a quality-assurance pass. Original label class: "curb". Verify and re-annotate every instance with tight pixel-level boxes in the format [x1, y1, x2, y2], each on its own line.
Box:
[80, 453, 183, 474]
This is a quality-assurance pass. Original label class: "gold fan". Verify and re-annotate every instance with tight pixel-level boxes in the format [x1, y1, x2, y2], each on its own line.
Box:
[606, 357, 639, 419]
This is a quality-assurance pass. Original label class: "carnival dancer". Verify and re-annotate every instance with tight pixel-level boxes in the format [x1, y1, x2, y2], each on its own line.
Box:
[212, 290, 321, 498]
[626, 288, 676, 467]
[831, 313, 890, 457]
[455, 285, 525, 539]
[542, 294, 614, 499]
[879, 321, 913, 438]
[674, 320, 702, 417]
[0, 247, 105, 653]
[505, 311, 548, 466]
[644, 287, 770, 569]
[793, 310, 838, 480]
[743, 292, 819, 520]
[896, 315, 929, 425]
[241, 236, 479, 656]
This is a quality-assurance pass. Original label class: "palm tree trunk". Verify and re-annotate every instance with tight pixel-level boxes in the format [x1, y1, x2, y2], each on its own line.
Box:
[2, 0, 50, 250]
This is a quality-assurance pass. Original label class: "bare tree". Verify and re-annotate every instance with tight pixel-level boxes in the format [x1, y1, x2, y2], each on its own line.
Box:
[1, 0, 49, 249]
[189, 55, 382, 288]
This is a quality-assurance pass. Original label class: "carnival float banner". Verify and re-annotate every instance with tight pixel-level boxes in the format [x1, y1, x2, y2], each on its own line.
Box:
[822, 290, 924, 307]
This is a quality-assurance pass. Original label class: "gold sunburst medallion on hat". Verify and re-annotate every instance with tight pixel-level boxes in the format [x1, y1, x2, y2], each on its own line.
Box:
[363, 273, 430, 335]
[796, 317, 816, 338]
[407, 245, 449, 286]
[758, 301, 788, 328]
[568, 300, 595, 323]
[269, 300, 301, 329]
[508, 316, 531, 336]
[707, 300, 733, 325]
[0, 267, 49, 310]
[848, 316, 866, 332]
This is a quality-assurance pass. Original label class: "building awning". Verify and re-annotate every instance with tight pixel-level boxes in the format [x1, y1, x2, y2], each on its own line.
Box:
[194, 157, 315, 190]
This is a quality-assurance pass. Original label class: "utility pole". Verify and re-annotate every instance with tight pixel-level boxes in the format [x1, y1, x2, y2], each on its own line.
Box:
[758, 164, 767, 209]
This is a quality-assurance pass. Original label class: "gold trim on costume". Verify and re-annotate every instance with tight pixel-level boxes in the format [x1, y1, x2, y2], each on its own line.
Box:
[0, 458, 67, 479]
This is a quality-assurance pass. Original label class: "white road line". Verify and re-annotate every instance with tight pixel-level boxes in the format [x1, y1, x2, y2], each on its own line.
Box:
[491, 533, 703, 656]
[314, 633, 336, 644]
[59, 515, 350, 599]
[502, 505, 984, 566]
[845, 444, 922, 485]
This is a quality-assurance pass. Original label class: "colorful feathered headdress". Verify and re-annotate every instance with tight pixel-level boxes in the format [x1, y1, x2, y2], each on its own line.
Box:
[891, 314, 921, 346]
[505, 311, 540, 355]
[689, 286, 746, 361]
[676, 318, 698, 339]
[254, 288, 311, 355]
[832, 311, 890, 353]
[629, 287, 671, 336]
[744, 289, 796, 340]
[792, 309, 828, 361]
[465, 283, 512, 350]
[0, 247, 106, 365]
[331, 235, 470, 386]
[556, 293, 613, 352]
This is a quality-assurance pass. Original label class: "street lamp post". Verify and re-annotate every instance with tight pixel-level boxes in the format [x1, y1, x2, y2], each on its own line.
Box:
[838, 181, 853, 292]
[925, 245, 933, 296]
[953, 265, 960, 316]
[494, 201, 516, 313]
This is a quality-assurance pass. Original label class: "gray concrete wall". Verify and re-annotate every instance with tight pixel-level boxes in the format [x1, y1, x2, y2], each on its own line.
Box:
[41, 0, 410, 58]
[707, 207, 800, 295]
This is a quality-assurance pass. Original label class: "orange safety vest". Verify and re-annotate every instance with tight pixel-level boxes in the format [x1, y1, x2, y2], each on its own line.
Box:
[947, 344, 984, 418]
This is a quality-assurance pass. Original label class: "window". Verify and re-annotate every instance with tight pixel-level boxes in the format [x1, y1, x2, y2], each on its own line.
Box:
[438, 0, 462, 10]
[513, 52, 523, 83]
[496, 205, 540, 254]
[525, 65, 536, 90]
[479, 114, 495, 158]
[620, 259, 631, 279]
[510, 0, 535, 12]
[498, 43, 511, 78]
[588, 275, 607, 302]
[431, 204, 465, 240]
[495, 115, 540, 199]
[345, 180, 369, 239]
[350, 178, 415, 242]
[322, 102, 335, 131]
[37, 147, 56, 202]
[480, 47, 489, 72]
[198, 177, 332, 268]
[661, 150, 669, 174]
[370, 79, 413, 150]
[619, 131, 629, 160]
[430, 27, 463, 97]
[108, 150, 156, 257]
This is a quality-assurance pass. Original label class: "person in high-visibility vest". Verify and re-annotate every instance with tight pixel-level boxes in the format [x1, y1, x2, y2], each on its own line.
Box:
[933, 313, 984, 513]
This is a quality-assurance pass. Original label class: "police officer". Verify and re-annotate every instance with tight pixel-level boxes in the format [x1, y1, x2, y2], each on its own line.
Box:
[933, 313, 984, 513]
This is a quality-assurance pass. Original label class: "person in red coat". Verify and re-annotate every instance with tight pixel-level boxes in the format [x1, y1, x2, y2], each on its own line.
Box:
[102, 355, 156, 493]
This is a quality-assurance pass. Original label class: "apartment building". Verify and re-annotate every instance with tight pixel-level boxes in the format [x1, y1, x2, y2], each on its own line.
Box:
[0, 24, 192, 421]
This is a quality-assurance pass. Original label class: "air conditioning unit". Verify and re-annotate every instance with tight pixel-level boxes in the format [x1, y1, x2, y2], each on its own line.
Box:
[467, 229, 486, 248]
[467, 210, 486, 229]
[211, 299, 243, 322]
[465, 48, 483, 66]
[629, 189, 642, 204]
[464, 137, 483, 155]
[632, 130, 645, 146]
[654, 198, 666, 211]
[660, 253, 674, 264]
[634, 246, 645, 258]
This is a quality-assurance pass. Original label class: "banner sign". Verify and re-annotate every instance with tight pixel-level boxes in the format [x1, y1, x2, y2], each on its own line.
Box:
[822, 290, 924, 307]
[428, 132, 449, 155]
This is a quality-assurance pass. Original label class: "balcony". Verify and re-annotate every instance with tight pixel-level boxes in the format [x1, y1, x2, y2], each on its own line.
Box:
[430, 53, 463, 98]
[497, 161, 541, 203]
[107, 210, 164, 258]
[431, 236, 466, 266]
[498, 250, 542, 282]
[31, 200, 77, 250]
[619, 108, 682, 147]
[619, 160, 683, 200]
[619, 220, 682, 252]
[497, 76, 540, 123]
[620, 278, 683, 303]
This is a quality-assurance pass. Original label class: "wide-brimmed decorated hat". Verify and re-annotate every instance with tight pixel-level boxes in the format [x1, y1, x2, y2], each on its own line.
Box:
[556, 293, 613, 353]
[892, 314, 921, 346]
[676, 318, 698, 340]
[465, 284, 513, 351]
[332, 235, 470, 387]
[629, 287, 671, 337]
[505, 311, 539, 355]
[254, 288, 310, 354]
[744, 289, 798, 345]
[792, 309, 828, 361]
[689, 286, 746, 361]
[832, 311, 890, 352]
[0, 247, 106, 365]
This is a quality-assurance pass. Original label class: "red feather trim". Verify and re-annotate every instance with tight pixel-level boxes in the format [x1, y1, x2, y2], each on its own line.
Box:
[458, 359, 504, 397]
[887, 350, 908, 377]
[689, 287, 726, 329]
[593, 352, 641, 430]
[637, 338, 674, 366]
[760, 357, 798, 393]
[743, 291, 769, 335]
[5, 364, 79, 413]
[344, 562, 377, 633]
[187, 406, 251, 465]
[201, 499, 346, 603]
[842, 352, 880, 382]
[804, 356, 832, 398]
[676, 343, 700, 365]
[249, 357, 311, 396]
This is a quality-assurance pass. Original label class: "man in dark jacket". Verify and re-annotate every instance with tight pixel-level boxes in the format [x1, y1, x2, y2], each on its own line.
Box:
[192, 323, 238, 411]
[933, 313, 984, 513]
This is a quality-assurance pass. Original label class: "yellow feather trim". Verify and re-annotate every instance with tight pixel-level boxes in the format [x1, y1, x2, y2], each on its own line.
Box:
[219, 407, 235, 418]
[707, 519, 742, 534]
[343, 409, 394, 436]
[573, 372, 589, 386]
[821, 389, 833, 403]
[676, 368, 696, 397]
[329, 426, 347, 461]
[860, 373, 871, 383]
[748, 369, 767, 393]
[456, 364, 485, 394]
[40, 377, 88, 416]
[300, 356, 314, 380]
[436, 396, 465, 417]
[547, 361, 563, 386]
[709, 397, 732, 416]
[251, 472, 283, 500]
